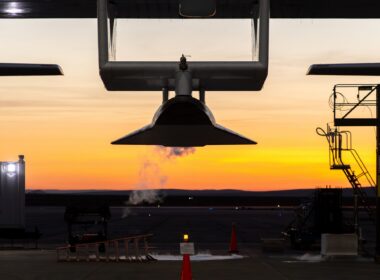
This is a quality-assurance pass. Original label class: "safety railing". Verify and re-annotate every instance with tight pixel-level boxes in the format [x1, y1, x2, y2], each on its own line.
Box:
[332, 84, 378, 126]
[317, 125, 376, 221]
[56, 234, 155, 262]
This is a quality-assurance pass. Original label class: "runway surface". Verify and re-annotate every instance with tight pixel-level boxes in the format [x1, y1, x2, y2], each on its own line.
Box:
[0, 250, 380, 280]
[24, 206, 293, 250]
[19, 206, 375, 254]
[0, 207, 378, 279]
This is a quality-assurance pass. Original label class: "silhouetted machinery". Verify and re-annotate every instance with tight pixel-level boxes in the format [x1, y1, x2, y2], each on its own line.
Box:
[284, 188, 352, 249]
[112, 57, 256, 147]
[97, 0, 269, 146]
[64, 204, 111, 250]
[314, 189, 344, 233]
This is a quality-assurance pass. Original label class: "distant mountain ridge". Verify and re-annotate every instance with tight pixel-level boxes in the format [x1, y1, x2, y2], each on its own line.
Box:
[27, 187, 376, 197]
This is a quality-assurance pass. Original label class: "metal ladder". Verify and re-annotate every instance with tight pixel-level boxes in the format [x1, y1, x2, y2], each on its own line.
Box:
[316, 125, 376, 221]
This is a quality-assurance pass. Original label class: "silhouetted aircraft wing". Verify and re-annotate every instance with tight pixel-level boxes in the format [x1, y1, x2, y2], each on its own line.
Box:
[0, 63, 63, 76]
[307, 63, 380, 76]
[1, 0, 380, 19]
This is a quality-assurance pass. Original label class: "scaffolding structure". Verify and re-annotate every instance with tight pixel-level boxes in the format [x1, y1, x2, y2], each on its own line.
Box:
[318, 84, 380, 257]
[317, 125, 376, 225]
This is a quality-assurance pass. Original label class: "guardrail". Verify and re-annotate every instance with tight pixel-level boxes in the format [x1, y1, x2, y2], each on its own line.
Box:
[56, 234, 155, 262]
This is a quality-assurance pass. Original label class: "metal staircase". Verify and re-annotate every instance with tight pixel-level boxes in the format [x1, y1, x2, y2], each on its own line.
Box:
[316, 125, 376, 221]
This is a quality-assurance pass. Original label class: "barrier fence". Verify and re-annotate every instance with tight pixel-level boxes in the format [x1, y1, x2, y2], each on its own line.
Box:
[56, 234, 156, 262]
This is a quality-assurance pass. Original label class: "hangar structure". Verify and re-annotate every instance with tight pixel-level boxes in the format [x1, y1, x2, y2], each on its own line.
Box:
[1, 0, 380, 18]
[2, 0, 380, 93]
[1, 0, 380, 259]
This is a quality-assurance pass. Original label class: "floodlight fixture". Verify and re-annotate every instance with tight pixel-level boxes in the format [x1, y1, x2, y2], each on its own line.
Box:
[1, 162, 17, 177]
[6, 163, 17, 173]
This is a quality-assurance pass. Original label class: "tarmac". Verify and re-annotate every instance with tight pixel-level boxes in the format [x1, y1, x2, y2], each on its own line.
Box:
[0, 250, 380, 280]
[0, 206, 378, 279]
[22, 206, 376, 250]
[23, 206, 297, 250]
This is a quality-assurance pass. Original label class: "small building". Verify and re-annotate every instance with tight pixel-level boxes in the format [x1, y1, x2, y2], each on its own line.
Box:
[0, 155, 25, 229]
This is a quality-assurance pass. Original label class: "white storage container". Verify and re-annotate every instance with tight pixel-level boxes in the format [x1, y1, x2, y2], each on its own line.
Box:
[321, 233, 358, 257]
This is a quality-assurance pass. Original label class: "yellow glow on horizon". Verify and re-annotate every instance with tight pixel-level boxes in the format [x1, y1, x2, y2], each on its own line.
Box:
[0, 19, 379, 191]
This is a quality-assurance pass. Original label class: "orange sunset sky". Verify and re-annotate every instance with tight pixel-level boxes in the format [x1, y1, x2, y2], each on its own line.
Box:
[1, 19, 380, 191]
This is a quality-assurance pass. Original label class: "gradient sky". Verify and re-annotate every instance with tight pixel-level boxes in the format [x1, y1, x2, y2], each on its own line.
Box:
[1, 19, 380, 191]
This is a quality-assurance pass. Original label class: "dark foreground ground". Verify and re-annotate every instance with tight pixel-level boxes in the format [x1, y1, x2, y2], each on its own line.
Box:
[20, 206, 375, 253]
[24, 206, 296, 251]
[0, 250, 380, 280]
[0, 207, 379, 279]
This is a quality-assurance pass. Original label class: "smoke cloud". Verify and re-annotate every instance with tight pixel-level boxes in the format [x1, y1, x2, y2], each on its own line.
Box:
[128, 189, 163, 205]
[122, 147, 196, 218]
[155, 147, 196, 159]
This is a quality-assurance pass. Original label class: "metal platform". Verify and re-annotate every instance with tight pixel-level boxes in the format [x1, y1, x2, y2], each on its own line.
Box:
[331, 164, 351, 170]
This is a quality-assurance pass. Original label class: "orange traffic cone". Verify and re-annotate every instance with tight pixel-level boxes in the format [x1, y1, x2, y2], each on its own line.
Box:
[180, 254, 192, 280]
[229, 223, 239, 254]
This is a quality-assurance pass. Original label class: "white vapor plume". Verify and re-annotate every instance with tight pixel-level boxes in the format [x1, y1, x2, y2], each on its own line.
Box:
[121, 190, 163, 219]
[136, 160, 168, 189]
[155, 147, 196, 159]
[128, 189, 163, 205]
[122, 147, 196, 218]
